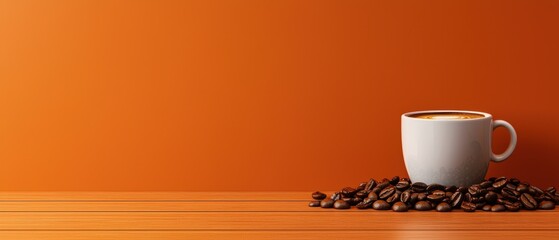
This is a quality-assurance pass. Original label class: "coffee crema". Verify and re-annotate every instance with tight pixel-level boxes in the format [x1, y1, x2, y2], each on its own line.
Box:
[410, 112, 484, 120]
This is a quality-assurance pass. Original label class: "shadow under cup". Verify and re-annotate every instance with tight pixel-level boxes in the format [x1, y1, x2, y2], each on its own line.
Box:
[401, 110, 517, 187]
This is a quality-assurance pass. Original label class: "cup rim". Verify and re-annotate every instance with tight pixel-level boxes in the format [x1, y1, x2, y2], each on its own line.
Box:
[402, 110, 492, 121]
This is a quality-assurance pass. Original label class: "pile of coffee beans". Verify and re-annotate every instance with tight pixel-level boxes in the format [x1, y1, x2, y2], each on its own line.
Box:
[309, 177, 558, 212]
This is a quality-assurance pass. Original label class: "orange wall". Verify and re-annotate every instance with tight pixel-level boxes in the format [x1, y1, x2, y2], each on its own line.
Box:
[0, 0, 558, 191]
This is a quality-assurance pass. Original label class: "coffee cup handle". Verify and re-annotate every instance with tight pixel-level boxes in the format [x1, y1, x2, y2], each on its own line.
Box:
[491, 120, 517, 162]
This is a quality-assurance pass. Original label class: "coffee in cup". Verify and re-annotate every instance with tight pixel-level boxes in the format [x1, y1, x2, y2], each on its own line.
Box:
[409, 112, 484, 120]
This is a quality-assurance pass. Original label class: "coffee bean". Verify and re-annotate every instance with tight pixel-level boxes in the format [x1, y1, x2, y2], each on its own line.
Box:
[510, 178, 521, 185]
[354, 197, 372, 209]
[480, 181, 493, 189]
[505, 183, 517, 190]
[427, 190, 445, 202]
[379, 186, 396, 199]
[411, 182, 427, 192]
[493, 177, 508, 189]
[330, 192, 342, 201]
[430, 201, 436, 209]
[469, 185, 481, 196]
[334, 200, 351, 209]
[436, 202, 452, 212]
[482, 204, 492, 211]
[546, 192, 559, 204]
[355, 201, 370, 209]
[415, 201, 432, 211]
[320, 199, 335, 208]
[516, 184, 529, 193]
[356, 182, 367, 191]
[445, 192, 454, 198]
[372, 200, 391, 210]
[417, 192, 427, 201]
[520, 193, 538, 210]
[372, 186, 383, 194]
[389, 176, 400, 185]
[386, 191, 400, 204]
[392, 201, 408, 212]
[539, 200, 556, 210]
[497, 198, 509, 205]
[539, 195, 550, 202]
[505, 202, 521, 212]
[342, 187, 357, 197]
[445, 185, 457, 192]
[401, 190, 411, 203]
[496, 199, 507, 205]
[485, 191, 498, 203]
[476, 202, 485, 210]
[355, 203, 368, 209]
[461, 202, 476, 212]
[457, 187, 468, 193]
[355, 190, 369, 199]
[464, 193, 472, 202]
[376, 180, 390, 190]
[511, 202, 523, 211]
[308, 200, 321, 207]
[426, 184, 445, 192]
[432, 190, 446, 196]
[491, 204, 506, 212]
[362, 197, 374, 205]
[396, 180, 410, 191]
[409, 192, 419, 202]
[502, 188, 520, 201]
[450, 192, 464, 208]
[368, 192, 379, 201]
[470, 197, 480, 203]
[364, 178, 377, 191]
[546, 187, 557, 195]
[529, 186, 544, 196]
[312, 191, 326, 200]
[351, 197, 362, 206]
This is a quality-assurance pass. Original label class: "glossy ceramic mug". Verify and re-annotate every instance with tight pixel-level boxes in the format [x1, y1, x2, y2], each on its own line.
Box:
[401, 110, 517, 187]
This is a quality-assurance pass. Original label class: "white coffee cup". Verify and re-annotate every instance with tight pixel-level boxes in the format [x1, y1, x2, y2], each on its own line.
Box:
[401, 110, 517, 187]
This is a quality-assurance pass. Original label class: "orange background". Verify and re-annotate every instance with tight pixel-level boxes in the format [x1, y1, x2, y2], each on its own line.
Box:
[0, 0, 558, 191]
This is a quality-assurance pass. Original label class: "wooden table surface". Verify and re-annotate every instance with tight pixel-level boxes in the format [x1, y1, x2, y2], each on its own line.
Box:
[0, 192, 557, 239]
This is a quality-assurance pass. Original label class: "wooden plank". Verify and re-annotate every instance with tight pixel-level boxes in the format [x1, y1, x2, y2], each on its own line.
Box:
[0, 231, 556, 240]
[0, 212, 558, 230]
[0, 192, 314, 201]
[0, 201, 313, 212]
[0, 201, 556, 212]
